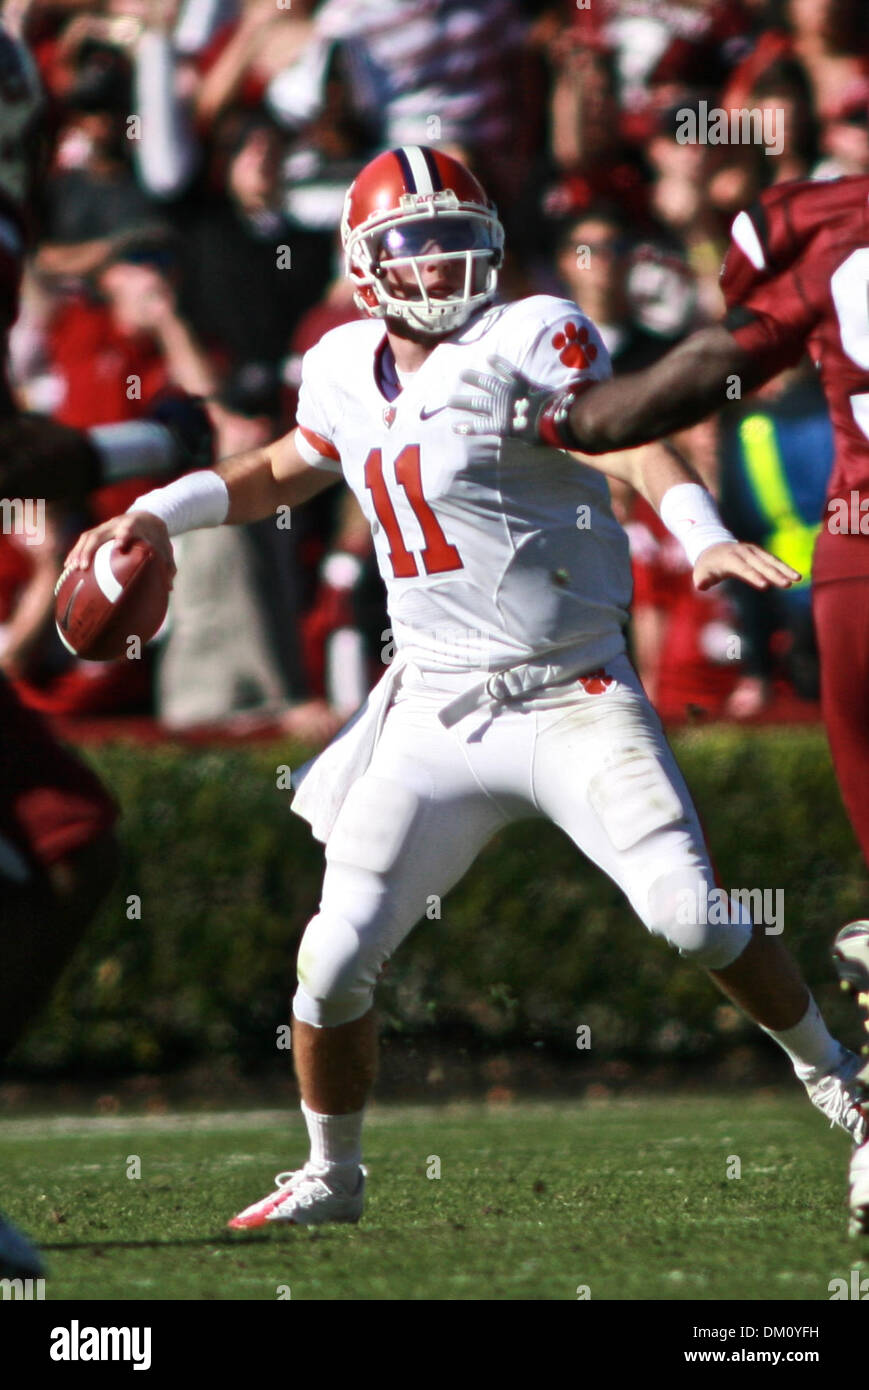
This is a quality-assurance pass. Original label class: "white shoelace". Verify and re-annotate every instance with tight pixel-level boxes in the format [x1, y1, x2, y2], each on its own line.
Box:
[809, 1066, 868, 1142]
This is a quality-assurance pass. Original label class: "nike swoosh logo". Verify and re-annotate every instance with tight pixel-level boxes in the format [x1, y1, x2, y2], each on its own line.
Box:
[419, 405, 450, 420]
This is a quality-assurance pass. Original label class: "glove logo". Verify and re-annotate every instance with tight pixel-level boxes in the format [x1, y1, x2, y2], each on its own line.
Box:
[512, 399, 529, 430]
[552, 322, 597, 369]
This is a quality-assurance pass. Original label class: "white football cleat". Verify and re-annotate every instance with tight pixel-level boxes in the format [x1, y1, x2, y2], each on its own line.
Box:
[849, 1142, 869, 1237]
[0, 1213, 45, 1278]
[228, 1163, 365, 1230]
[832, 922, 869, 1234]
[833, 920, 869, 1056]
[804, 1049, 868, 1145]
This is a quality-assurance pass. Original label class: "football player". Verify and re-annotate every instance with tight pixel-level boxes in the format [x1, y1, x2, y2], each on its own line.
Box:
[450, 172, 869, 1235]
[67, 147, 868, 1231]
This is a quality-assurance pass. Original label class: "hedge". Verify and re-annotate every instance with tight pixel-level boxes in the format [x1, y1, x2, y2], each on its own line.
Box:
[10, 725, 867, 1074]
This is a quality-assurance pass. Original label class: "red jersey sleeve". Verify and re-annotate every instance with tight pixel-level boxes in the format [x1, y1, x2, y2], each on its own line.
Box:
[720, 207, 816, 376]
[720, 176, 869, 377]
[720, 174, 869, 530]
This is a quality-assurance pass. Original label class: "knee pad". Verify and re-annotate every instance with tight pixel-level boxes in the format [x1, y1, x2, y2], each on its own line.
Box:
[292, 910, 377, 1027]
[587, 743, 686, 852]
[646, 867, 752, 970]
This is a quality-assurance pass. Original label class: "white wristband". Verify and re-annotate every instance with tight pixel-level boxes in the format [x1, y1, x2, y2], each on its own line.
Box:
[129, 470, 229, 537]
[658, 483, 736, 567]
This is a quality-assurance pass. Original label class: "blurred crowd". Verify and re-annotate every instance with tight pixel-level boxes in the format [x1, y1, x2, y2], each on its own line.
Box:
[2, 0, 867, 734]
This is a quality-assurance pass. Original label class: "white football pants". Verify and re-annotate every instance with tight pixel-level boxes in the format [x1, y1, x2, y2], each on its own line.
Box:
[292, 654, 752, 1027]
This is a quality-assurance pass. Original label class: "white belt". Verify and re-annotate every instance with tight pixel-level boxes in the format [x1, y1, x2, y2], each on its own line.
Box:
[435, 641, 626, 729]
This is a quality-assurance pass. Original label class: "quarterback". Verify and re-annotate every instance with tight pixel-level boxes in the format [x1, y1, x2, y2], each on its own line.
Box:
[68, 148, 868, 1231]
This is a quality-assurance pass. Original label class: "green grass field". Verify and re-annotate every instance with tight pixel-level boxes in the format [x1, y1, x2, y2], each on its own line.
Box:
[1, 1095, 865, 1301]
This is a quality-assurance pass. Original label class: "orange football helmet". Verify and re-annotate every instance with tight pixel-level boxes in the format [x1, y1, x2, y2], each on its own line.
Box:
[341, 145, 504, 336]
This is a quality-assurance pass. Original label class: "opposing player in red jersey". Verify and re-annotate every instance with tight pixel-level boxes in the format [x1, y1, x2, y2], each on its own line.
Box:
[0, 19, 212, 1277]
[450, 172, 869, 1234]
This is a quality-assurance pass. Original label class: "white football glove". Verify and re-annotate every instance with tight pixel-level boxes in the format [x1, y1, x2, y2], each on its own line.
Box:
[449, 354, 582, 447]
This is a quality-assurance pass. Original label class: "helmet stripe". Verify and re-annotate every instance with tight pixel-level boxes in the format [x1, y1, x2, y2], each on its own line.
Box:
[394, 146, 416, 190]
[421, 147, 443, 192]
[399, 145, 435, 195]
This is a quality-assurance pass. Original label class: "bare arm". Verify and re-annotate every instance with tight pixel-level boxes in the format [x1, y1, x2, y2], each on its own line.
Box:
[0, 513, 63, 677]
[193, 2, 313, 128]
[117, 267, 218, 398]
[572, 438, 705, 508]
[451, 326, 778, 454]
[449, 337, 800, 590]
[153, 312, 218, 398]
[567, 325, 771, 452]
[133, 28, 199, 200]
[570, 435, 799, 592]
[216, 428, 340, 522]
[63, 428, 340, 573]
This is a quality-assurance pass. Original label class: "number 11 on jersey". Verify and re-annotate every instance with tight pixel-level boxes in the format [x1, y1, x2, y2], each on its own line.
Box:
[364, 444, 463, 578]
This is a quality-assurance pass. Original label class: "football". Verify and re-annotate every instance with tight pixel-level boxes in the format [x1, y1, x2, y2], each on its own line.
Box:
[54, 537, 171, 661]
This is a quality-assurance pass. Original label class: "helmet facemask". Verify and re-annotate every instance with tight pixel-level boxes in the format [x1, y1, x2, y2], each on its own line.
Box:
[343, 191, 504, 336]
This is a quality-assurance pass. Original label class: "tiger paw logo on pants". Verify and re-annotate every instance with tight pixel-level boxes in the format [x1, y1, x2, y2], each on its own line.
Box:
[578, 669, 614, 695]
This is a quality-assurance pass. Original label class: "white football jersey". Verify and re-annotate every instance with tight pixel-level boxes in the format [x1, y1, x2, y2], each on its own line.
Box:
[295, 295, 632, 675]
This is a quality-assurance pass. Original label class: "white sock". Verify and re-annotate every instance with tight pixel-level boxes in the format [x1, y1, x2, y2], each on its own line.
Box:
[761, 997, 845, 1082]
[301, 1101, 364, 1187]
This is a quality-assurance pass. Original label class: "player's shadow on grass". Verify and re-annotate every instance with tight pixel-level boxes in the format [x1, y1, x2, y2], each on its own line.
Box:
[37, 1232, 275, 1252]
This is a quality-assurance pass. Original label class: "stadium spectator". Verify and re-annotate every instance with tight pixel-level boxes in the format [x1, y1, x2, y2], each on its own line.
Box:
[278, 55, 374, 238]
[36, 27, 159, 283]
[564, 0, 755, 130]
[130, 4, 201, 200]
[266, 0, 529, 202]
[553, 203, 667, 374]
[718, 362, 833, 716]
[642, 107, 727, 325]
[193, 0, 317, 131]
[748, 58, 820, 184]
[300, 490, 386, 715]
[512, 45, 649, 278]
[2, 224, 217, 715]
[169, 110, 334, 373]
[625, 492, 741, 722]
[814, 84, 869, 179]
[44, 226, 217, 518]
[785, 0, 869, 122]
[157, 359, 339, 738]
